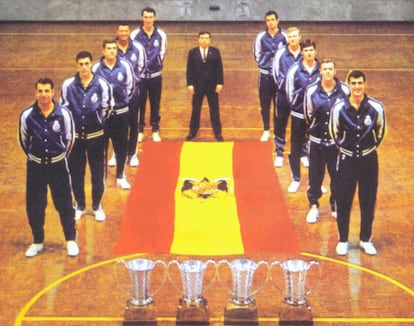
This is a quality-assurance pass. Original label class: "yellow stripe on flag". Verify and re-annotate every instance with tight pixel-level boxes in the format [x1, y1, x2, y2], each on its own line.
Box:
[170, 142, 244, 255]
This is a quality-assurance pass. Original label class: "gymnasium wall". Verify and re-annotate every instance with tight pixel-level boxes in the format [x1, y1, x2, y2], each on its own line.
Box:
[1, 0, 413, 22]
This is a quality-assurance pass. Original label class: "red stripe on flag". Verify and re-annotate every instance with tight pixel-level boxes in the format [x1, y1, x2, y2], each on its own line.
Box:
[113, 142, 182, 254]
[233, 142, 301, 254]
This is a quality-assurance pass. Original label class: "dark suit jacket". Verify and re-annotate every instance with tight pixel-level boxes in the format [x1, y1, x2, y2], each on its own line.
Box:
[186, 46, 224, 93]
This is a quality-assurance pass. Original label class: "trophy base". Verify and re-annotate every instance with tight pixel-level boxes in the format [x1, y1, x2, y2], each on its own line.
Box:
[176, 297, 209, 325]
[123, 300, 157, 326]
[224, 299, 258, 325]
[279, 303, 313, 326]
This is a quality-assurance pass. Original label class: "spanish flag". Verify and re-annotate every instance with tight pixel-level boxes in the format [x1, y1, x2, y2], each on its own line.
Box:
[113, 141, 300, 256]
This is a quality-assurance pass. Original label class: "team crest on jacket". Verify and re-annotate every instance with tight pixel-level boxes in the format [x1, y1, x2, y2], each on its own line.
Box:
[52, 120, 61, 132]
[130, 53, 137, 62]
[117, 72, 124, 82]
[91, 93, 98, 103]
[364, 115, 372, 126]
[154, 39, 160, 48]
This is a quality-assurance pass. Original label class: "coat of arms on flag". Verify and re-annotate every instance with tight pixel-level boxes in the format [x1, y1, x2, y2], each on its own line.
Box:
[114, 141, 301, 256]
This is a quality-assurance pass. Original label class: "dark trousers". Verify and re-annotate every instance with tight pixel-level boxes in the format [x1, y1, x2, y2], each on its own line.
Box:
[105, 112, 129, 179]
[138, 76, 162, 133]
[307, 142, 338, 208]
[288, 116, 307, 181]
[189, 90, 222, 138]
[26, 159, 76, 243]
[128, 91, 140, 156]
[336, 151, 378, 242]
[69, 136, 105, 211]
[274, 91, 290, 156]
[258, 73, 276, 131]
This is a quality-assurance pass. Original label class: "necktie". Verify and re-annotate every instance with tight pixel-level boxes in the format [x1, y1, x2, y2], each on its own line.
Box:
[203, 48, 207, 62]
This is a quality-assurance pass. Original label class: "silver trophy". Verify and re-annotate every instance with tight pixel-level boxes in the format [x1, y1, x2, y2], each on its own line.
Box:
[218, 258, 268, 323]
[271, 259, 320, 306]
[218, 258, 268, 305]
[168, 259, 216, 322]
[115, 258, 167, 322]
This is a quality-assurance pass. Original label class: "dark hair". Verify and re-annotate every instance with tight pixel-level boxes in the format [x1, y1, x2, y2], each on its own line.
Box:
[102, 38, 117, 48]
[265, 10, 279, 19]
[75, 51, 93, 62]
[198, 31, 211, 37]
[300, 39, 316, 50]
[117, 23, 130, 29]
[346, 70, 366, 82]
[141, 7, 156, 16]
[35, 78, 54, 89]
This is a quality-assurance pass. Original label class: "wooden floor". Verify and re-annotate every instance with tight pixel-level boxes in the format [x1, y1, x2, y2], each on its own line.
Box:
[1, 21, 414, 325]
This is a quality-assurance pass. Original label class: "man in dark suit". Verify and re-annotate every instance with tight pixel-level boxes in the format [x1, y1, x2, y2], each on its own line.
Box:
[186, 31, 224, 141]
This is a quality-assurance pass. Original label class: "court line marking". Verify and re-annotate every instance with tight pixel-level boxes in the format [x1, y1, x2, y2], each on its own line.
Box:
[301, 252, 414, 297]
[14, 253, 144, 326]
[19, 316, 414, 324]
[14, 252, 414, 325]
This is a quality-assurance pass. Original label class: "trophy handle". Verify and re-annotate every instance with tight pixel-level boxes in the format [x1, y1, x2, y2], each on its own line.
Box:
[167, 259, 184, 295]
[202, 259, 218, 293]
[149, 259, 168, 297]
[305, 260, 321, 296]
[114, 260, 130, 297]
[269, 260, 284, 294]
[251, 260, 269, 295]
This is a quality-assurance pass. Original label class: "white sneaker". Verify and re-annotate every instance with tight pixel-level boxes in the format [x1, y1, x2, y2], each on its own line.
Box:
[360, 241, 377, 255]
[67, 240, 79, 257]
[138, 132, 144, 142]
[321, 185, 328, 194]
[108, 154, 117, 167]
[260, 130, 270, 142]
[94, 208, 106, 222]
[152, 132, 161, 142]
[336, 242, 349, 256]
[74, 209, 84, 221]
[25, 243, 44, 257]
[301, 156, 309, 168]
[306, 205, 319, 223]
[129, 153, 139, 167]
[117, 177, 131, 190]
[274, 156, 284, 168]
[288, 181, 300, 193]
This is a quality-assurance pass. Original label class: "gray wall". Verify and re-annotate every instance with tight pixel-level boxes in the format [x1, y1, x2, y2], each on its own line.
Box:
[1, 0, 413, 21]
